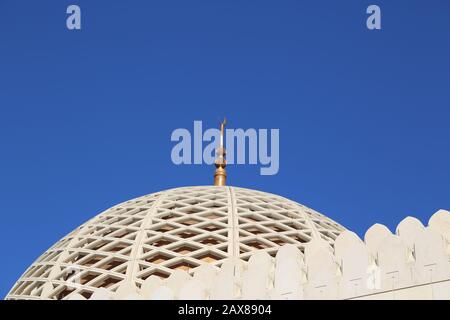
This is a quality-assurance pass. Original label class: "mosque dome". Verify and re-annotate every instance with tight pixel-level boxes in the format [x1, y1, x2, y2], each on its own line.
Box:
[6, 186, 345, 300]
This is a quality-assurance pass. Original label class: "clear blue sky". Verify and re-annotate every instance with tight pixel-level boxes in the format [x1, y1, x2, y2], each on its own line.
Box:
[1, 1, 449, 297]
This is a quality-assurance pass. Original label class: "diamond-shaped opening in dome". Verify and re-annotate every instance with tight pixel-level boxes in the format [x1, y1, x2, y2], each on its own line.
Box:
[170, 244, 201, 255]
[265, 223, 289, 233]
[202, 223, 222, 232]
[281, 221, 299, 231]
[271, 202, 290, 210]
[128, 219, 145, 228]
[151, 237, 176, 247]
[286, 211, 301, 219]
[120, 247, 134, 257]
[100, 257, 127, 271]
[29, 265, 51, 278]
[216, 229, 228, 237]
[35, 251, 53, 263]
[174, 230, 200, 239]
[112, 229, 136, 239]
[79, 271, 101, 285]
[307, 211, 324, 219]
[239, 245, 250, 254]
[322, 230, 340, 239]
[136, 198, 158, 206]
[145, 253, 173, 264]
[266, 211, 288, 221]
[186, 198, 203, 205]
[194, 251, 226, 263]
[115, 263, 128, 274]
[23, 266, 37, 278]
[313, 220, 332, 229]
[265, 236, 291, 246]
[79, 290, 93, 299]
[215, 243, 228, 254]
[157, 212, 182, 220]
[320, 232, 335, 242]
[201, 212, 224, 220]
[191, 195, 221, 205]
[242, 226, 266, 235]
[100, 227, 117, 237]
[167, 259, 199, 272]
[205, 201, 228, 209]
[95, 275, 122, 289]
[291, 220, 310, 230]
[134, 207, 150, 215]
[71, 252, 88, 263]
[23, 281, 43, 296]
[254, 202, 270, 210]
[83, 255, 105, 267]
[199, 236, 222, 246]
[239, 231, 250, 238]
[88, 240, 108, 251]
[107, 242, 131, 254]
[290, 233, 311, 243]
[179, 206, 206, 215]
[243, 239, 270, 250]
[142, 269, 170, 280]
[78, 239, 99, 250]
[57, 286, 75, 300]
[153, 223, 175, 233]
[241, 214, 264, 222]
[107, 216, 130, 227]
[97, 216, 115, 225]
[178, 217, 203, 226]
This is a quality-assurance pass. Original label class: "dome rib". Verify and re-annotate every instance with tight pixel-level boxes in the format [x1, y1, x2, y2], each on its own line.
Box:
[227, 186, 239, 259]
[126, 190, 166, 283]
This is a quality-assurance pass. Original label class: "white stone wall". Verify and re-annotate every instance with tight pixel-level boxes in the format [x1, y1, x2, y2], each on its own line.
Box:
[67, 209, 450, 300]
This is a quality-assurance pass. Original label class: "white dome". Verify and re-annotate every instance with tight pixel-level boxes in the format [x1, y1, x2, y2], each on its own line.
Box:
[6, 186, 345, 300]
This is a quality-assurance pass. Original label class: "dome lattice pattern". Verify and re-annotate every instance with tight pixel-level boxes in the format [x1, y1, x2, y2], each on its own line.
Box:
[6, 186, 344, 300]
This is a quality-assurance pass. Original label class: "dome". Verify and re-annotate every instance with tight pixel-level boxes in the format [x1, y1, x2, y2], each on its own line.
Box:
[6, 186, 345, 300]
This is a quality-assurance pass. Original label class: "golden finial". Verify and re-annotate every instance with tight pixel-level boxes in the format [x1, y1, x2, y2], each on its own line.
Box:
[214, 118, 227, 186]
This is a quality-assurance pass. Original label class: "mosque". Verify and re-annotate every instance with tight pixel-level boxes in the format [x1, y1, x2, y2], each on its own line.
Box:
[6, 120, 450, 300]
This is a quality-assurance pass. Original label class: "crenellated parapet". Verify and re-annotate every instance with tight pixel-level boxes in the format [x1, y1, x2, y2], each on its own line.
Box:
[66, 209, 450, 300]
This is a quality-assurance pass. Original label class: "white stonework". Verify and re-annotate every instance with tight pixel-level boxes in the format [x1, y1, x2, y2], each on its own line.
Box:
[5, 186, 450, 300]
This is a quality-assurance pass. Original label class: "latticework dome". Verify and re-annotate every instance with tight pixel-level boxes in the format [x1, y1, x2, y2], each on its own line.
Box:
[6, 186, 345, 300]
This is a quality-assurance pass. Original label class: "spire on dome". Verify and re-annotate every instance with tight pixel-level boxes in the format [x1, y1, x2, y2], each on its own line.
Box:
[214, 118, 227, 186]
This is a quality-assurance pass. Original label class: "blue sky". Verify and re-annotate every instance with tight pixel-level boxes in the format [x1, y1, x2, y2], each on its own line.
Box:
[0, 1, 449, 297]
